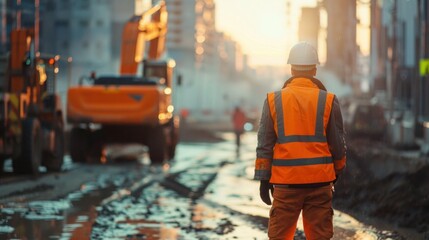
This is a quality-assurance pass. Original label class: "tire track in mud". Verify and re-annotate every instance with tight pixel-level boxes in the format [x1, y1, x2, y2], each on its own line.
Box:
[0, 162, 150, 239]
[90, 149, 269, 239]
[90, 162, 219, 238]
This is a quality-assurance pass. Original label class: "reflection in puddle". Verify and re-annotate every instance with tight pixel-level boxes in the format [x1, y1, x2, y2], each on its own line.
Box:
[92, 177, 268, 240]
[0, 176, 121, 239]
[0, 226, 14, 234]
[91, 183, 186, 239]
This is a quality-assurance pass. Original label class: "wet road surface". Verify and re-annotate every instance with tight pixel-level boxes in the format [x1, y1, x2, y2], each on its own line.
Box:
[0, 133, 413, 239]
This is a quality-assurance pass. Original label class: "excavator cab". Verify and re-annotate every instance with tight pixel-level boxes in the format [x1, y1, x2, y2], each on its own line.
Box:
[143, 59, 176, 88]
[34, 56, 61, 113]
[36, 57, 58, 94]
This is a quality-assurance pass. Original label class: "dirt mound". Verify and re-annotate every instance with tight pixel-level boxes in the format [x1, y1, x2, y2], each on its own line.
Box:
[334, 139, 429, 234]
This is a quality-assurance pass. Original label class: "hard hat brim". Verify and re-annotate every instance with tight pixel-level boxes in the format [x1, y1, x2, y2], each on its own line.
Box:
[291, 65, 316, 71]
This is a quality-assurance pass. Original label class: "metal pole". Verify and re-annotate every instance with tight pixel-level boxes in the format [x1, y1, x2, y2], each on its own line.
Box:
[422, 1, 429, 118]
[413, 0, 421, 137]
[389, 0, 397, 119]
[67, 57, 72, 88]
[0, 0, 6, 52]
[369, 0, 376, 92]
[16, 0, 21, 29]
[34, 0, 39, 52]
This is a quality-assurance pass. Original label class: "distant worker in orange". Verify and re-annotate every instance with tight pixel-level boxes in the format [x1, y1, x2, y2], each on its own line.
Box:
[232, 106, 247, 150]
[180, 108, 190, 128]
[254, 42, 347, 240]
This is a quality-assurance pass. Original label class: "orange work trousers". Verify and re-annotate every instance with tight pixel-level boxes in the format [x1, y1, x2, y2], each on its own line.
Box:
[268, 184, 334, 240]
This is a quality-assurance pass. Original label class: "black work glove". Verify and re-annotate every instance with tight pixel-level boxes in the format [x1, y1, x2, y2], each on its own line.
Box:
[259, 180, 274, 205]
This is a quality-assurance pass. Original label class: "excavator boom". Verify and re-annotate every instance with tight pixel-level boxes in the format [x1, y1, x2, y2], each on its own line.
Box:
[120, 1, 168, 75]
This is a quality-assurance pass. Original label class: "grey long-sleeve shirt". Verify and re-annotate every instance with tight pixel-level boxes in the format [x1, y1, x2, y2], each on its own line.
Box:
[254, 94, 347, 181]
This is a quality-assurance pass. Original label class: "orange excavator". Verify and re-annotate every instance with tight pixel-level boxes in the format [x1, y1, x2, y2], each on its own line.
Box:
[67, 1, 179, 164]
[0, 29, 65, 174]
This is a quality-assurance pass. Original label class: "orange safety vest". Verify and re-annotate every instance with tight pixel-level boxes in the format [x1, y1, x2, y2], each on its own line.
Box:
[267, 78, 336, 184]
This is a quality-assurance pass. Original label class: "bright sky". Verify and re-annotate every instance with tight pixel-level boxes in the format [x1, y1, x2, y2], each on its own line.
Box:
[215, 0, 370, 67]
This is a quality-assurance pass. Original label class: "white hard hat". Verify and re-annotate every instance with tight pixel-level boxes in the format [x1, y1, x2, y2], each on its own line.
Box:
[287, 42, 319, 65]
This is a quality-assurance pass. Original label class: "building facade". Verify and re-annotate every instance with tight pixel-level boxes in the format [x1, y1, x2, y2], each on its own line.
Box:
[418, 0, 429, 125]
[165, 0, 254, 123]
[323, 0, 357, 85]
[0, 0, 36, 53]
[40, 0, 113, 84]
[298, 7, 319, 51]
[369, 0, 429, 140]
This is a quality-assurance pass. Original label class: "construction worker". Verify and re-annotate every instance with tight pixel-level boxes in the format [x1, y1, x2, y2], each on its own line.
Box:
[254, 42, 347, 240]
[232, 106, 247, 150]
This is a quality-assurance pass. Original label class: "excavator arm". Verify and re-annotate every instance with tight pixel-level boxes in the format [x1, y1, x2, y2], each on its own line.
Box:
[120, 1, 168, 75]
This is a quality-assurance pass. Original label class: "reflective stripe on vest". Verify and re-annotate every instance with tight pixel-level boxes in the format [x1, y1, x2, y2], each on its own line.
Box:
[267, 78, 336, 184]
[272, 157, 333, 166]
[274, 90, 328, 144]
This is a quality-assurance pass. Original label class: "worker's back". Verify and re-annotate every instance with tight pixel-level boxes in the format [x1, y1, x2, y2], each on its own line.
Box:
[267, 78, 336, 184]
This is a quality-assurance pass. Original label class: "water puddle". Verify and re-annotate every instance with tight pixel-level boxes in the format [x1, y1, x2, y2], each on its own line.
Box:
[0, 174, 131, 239]
[92, 181, 267, 239]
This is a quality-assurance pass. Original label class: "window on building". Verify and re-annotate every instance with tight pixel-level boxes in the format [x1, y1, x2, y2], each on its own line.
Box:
[80, 20, 89, 28]
[173, 10, 182, 16]
[63, 41, 69, 50]
[79, 0, 90, 9]
[171, 37, 181, 44]
[195, 2, 203, 13]
[82, 41, 89, 49]
[172, 0, 181, 6]
[172, 19, 182, 25]
[55, 20, 69, 27]
[96, 20, 103, 27]
[171, 29, 182, 34]
[203, 11, 212, 22]
[62, 0, 70, 9]
[205, 0, 214, 8]
[46, 0, 55, 11]
[96, 41, 103, 58]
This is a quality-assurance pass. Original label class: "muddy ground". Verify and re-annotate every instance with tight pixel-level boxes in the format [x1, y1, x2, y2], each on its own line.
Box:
[0, 130, 427, 239]
[186, 130, 429, 238]
[174, 130, 428, 239]
[334, 138, 429, 238]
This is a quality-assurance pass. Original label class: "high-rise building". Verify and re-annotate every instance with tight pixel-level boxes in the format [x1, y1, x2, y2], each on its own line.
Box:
[420, 0, 429, 122]
[370, 0, 419, 112]
[323, 0, 357, 85]
[298, 7, 319, 51]
[165, 0, 221, 112]
[0, 0, 36, 53]
[40, 0, 112, 81]
[369, 0, 384, 91]
[164, 0, 253, 121]
[165, 0, 216, 70]
[380, 0, 417, 112]
[369, 0, 429, 140]
[39, 0, 154, 79]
